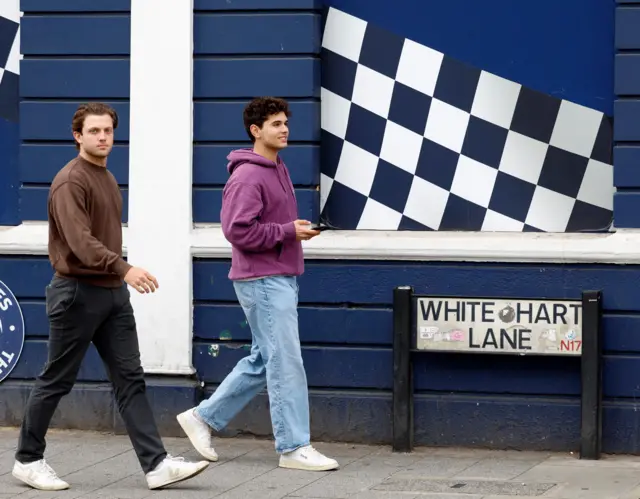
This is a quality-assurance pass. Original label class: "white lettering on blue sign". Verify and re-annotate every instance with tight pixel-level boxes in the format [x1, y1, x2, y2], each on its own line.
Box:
[0, 280, 25, 382]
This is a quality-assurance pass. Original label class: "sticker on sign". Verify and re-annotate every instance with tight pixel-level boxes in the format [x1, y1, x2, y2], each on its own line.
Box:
[415, 296, 582, 356]
[0, 280, 25, 382]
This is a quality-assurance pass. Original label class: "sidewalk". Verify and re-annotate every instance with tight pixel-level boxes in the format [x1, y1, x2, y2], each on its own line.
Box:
[2, 427, 640, 498]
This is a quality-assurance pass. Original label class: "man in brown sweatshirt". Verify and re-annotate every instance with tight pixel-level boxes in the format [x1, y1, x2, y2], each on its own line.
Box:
[12, 102, 209, 491]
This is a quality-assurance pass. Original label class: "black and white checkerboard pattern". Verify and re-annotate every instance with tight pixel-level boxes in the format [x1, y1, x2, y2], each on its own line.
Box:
[0, 1, 20, 123]
[319, 8, 614, 232]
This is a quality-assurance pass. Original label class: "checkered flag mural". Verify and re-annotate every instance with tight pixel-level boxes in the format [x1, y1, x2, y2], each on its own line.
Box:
[319, 8, 614, 232]
[0, 1, 20, 123]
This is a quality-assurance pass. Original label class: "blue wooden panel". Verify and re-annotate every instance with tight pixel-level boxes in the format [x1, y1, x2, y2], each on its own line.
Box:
[193, 145, 319, 186]
[195, 0, 321, 9]
[615, 54, 640, 95]
[194, 304, 640, 353]
[21, 0, 131, 11]
[10, 340, 107, 381]
[194, 13, 321, 55]
[18, 301, 48, 338]
[604, 315, 640, 352]
[614, 100, 640, 142]
[194, 343, 390, 389]
[0, 117, 20, 225]
[605, 356, 640, 397]
[5, 378, 640, 452]
[193, 187, 318, 223]
[20, 144, 129, 185]
[20, 102, 130, 141]
[616, 7, 640, 49]
[194, 304, 392, 345]
[416, 352, 640, 397]
[0, 257, 52, 298]
[20, 186, 129, 223]
[21, 16, 130, 55]
[613, 192, 640, 228]
[200, 386, 586, 451]
[194, 340, 639, 396]
[194, 101, 319, 142]
[193, 260, 640, 312]
[21, 60, 130, 98]
[414, 394, 583, 451]
[614, 146, 640, 187]
[194, 58, 319, 99]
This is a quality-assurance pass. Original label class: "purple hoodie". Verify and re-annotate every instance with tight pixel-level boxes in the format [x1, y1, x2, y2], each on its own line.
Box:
[221, 148, 303, 280]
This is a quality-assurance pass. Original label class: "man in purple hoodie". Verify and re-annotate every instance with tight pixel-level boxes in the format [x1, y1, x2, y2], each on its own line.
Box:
[177, 97, 339, 471]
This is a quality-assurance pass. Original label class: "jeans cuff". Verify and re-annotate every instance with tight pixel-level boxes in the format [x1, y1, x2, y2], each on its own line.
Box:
[278, 442, 310, 454]
[195, 407, 222, 432]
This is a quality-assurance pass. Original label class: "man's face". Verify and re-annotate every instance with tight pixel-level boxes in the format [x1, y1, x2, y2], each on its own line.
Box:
[74, 114, 114, 158]
[253, 112, 289, 151]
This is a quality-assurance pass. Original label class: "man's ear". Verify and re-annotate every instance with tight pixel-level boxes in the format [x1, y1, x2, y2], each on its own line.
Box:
[250, 124, 261, 140]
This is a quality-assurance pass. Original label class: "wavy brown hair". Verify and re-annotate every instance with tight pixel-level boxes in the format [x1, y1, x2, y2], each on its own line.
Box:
[71, 102, 119, 150]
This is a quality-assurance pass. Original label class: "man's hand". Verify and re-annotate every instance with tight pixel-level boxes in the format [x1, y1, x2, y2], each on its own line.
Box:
[124, 267, 159, 294]
[294, 219, 320, 241]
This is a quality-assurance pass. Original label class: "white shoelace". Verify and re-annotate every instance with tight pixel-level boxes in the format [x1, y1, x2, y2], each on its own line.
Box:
[300, 445, 321, 456]
[36, 459, 60, 479]
[165, 455, 186, 464]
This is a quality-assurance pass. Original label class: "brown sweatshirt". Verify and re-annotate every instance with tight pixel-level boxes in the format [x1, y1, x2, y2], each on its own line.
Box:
[48, 155, 132, 287]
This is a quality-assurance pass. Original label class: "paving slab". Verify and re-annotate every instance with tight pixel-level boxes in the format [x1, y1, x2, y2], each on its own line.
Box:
[2, 427, 640, 498]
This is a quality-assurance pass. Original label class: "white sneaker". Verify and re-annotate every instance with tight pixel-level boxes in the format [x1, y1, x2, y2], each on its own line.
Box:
[176, 408, 219, 461]
[279, 445, 339, 471]
[12, 459, 70, 491]
[145, 455, 209, 490]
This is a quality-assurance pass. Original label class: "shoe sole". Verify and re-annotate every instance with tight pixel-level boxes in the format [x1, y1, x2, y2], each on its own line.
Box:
[147, 461, 209, 490]
[176, 412, 219, 462]
[278, 461, 339, 472]
[12, 470, 70, 491]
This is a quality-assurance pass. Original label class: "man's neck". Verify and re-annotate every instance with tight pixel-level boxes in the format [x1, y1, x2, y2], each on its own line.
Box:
[252, 143, 278, 163]
[79, 150, 107, 167]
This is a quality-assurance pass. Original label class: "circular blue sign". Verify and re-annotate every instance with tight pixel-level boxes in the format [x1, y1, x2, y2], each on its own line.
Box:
[0, 280, 25, 383]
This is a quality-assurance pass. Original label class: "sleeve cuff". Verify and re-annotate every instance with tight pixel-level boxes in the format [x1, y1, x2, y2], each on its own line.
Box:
[283, 222, 297, 242]
[113, 258, 133, 278]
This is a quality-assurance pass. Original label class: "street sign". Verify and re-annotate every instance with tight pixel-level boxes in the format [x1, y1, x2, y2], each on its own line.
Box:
[0, 280, 25, 382]
[415, 296, 582, 356]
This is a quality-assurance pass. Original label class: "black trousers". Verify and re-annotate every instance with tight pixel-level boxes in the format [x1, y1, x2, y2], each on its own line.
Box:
[15, 276, 167, 473]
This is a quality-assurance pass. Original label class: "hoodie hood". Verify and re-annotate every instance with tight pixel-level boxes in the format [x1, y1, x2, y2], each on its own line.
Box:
[227, 148, 278, 174]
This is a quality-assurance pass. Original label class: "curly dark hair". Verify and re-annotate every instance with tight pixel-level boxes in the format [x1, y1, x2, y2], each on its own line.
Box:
[71, 102, 119, 150]
[243, 97, 291, 142]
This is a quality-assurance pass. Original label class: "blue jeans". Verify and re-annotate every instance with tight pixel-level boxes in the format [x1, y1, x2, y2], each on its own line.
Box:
[195, 275, 310, 454]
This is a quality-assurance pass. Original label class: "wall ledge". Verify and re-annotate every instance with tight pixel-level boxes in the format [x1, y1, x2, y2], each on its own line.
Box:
[3, 223, 639, 264]
[0, 222, 129, 256]
[193, 225, 639, 264]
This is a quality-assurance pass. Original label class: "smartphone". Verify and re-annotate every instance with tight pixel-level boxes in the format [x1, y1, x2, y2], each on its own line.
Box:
[309, 224, 330, 232]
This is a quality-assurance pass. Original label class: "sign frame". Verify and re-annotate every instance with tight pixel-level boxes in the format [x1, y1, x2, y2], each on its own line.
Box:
[391, 286, 603, 461]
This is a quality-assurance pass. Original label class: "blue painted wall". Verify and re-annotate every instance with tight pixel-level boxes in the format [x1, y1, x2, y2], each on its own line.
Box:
[0, 254, 199, 435]
[192, 259, 640, 452]
[17, 0, 131, 222]
[187, 0, 640, 452]
[192, 0, 321, 224]
[6, 248, 640, 452]
[6, 0, 640, 455]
